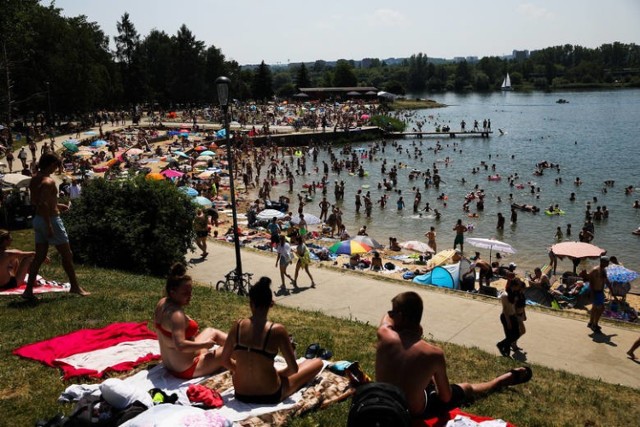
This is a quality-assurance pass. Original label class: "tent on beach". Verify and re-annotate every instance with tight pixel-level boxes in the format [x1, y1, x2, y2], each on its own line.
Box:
[413, 265, 457, 289]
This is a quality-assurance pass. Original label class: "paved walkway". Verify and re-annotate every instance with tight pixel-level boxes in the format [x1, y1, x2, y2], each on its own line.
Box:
[189, 241, 640, 390]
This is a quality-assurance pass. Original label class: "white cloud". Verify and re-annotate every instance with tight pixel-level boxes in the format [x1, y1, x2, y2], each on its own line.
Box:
[518, 2, 555, 20]
[366, 9, 407, 27]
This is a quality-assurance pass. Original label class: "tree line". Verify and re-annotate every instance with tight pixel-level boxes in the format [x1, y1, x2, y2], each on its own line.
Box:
[2, 1, 639, 127]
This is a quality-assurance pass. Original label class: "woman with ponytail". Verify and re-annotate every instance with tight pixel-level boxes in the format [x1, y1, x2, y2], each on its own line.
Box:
[154, 263, 227, 379]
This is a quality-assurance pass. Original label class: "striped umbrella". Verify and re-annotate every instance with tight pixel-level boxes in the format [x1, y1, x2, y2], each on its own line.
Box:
[329, 240, 372, 255]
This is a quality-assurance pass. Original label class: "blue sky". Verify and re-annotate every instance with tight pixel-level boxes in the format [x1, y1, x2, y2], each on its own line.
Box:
[52, 0, 640, 64]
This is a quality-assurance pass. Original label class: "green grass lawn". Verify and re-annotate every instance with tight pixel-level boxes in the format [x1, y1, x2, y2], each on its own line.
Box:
[1, 230, 639, 426]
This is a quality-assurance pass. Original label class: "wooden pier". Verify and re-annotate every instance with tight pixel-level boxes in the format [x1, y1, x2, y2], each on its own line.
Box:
[388, 130, 492, 138]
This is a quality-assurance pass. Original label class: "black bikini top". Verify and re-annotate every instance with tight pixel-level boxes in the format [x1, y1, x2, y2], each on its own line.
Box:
[233, 319, 277, 360]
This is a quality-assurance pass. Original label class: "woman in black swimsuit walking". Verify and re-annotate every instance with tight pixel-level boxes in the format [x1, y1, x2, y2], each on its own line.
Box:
[220, 276, 323, 403]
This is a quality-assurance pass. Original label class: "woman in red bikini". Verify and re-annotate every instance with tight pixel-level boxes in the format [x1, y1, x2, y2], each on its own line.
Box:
[220, 276, 323, 404]
[154, 263, 227, 379]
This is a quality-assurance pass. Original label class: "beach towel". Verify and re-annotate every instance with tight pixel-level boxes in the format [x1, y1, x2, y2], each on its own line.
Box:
[14, 322, 160, 379]
[199, 362, 352, 426]
[0, 275, 70, 296]
[417, 408, 515, 427]
[68, 358, 351, 427]
[59, 362, 212, 407]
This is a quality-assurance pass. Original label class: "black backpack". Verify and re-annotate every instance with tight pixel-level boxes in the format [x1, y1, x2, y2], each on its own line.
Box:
[347, 382, 411, 427]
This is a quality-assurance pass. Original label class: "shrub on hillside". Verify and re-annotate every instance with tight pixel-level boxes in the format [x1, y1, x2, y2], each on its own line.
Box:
[64, 176, 196, 275]
[369, 115, 406, 132]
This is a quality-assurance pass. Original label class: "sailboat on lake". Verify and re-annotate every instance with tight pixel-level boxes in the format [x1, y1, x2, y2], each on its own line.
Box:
[501, 73, 512, 91]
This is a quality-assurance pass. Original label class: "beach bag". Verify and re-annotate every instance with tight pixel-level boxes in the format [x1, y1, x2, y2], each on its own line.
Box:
[63, 394, 147, 427]
[384, 262, 395, 271]
[347, 382, 411, 427]
[402, 271, 415, 280]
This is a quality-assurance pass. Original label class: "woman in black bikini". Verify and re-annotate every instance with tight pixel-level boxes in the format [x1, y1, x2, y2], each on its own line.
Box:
[220, 276, 323, 404]
[154, 263, 227, 379]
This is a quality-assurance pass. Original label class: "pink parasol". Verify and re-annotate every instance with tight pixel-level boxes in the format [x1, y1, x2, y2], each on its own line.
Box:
[550, 241, 606, 273]
[550, 242, 606, 259]
[161, 169, 184, 178]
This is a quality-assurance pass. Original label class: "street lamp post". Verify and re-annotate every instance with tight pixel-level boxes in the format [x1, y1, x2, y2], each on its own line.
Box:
[216, 76, 243, 285]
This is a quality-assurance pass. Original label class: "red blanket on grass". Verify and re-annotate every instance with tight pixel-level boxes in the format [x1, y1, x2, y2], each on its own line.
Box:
[13, 322, 160, 379]
[417, 408, 515, 427]
[0, 275, 70, 296]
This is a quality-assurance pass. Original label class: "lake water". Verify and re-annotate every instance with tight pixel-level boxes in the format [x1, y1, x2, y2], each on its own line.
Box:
[270, 89, 640, 278]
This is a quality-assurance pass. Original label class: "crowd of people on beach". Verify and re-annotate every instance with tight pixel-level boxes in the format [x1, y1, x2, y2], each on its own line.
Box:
[1, 103, 639, 426]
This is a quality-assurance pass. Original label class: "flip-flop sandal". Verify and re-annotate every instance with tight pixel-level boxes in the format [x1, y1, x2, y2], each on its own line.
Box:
[507, 366, 533, 386]
[304, 343, 321, 359]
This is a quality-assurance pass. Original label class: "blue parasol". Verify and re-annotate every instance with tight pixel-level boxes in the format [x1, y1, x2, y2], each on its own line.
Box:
[606, 264, 639, 283]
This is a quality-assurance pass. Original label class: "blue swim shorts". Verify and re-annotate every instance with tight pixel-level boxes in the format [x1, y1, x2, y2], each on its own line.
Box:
[592, 290, 605, 306]
[33, 215, 69, 246]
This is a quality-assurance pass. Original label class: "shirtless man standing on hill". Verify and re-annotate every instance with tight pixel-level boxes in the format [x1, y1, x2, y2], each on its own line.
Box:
[22, 153, 89, 300]
[376, 292, 532, 418]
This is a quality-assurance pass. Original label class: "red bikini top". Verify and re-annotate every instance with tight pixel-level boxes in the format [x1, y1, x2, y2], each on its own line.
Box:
[155, 317, 199, 340]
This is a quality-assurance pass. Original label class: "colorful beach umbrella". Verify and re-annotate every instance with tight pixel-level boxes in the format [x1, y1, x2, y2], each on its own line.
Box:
[199, 150, 216, 156]
[197, 155, 213, 161]
[329, 240, 372, 255]
[145, 172, 165, 181]
[161, 169, 184, 179]
[426, 249, 458, 269]
[550, 241, 606, 273]
[62, 141, 79, 152]
[194, 196, 213, 208]
[173, 151, 190, 158]
[606, 264, 639, 283]
[352, 235, 384, 249]
[179, 186, 198, 197]
[90, 139, 107, 147]
[551, 242, 605, 260]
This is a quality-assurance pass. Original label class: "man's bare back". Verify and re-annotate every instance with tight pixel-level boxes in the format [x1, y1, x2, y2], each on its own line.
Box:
[376, 321, 449, 415]
[375, 292, 533, 418]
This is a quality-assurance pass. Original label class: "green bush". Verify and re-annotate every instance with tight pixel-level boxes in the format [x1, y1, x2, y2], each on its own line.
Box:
[369, 115, 406, 132]
[64, 176, 196, 275]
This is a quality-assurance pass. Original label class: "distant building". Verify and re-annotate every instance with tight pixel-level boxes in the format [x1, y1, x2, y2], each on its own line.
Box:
[296, 87, 379, 101]
[512, 50, 530, 61]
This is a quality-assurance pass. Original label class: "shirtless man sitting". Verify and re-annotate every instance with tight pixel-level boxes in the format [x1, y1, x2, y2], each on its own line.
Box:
[528, 267, 551, 290]
[376, 292, 532, 418]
